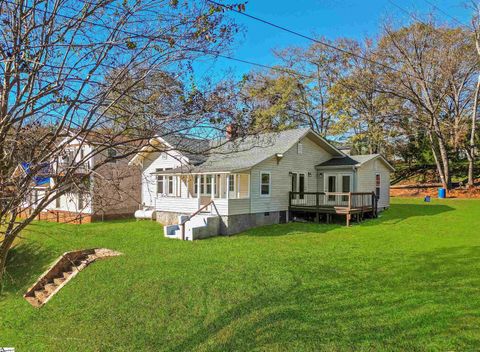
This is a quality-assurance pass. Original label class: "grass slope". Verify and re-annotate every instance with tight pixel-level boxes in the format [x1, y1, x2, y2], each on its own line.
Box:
[1, 198, 480, 351]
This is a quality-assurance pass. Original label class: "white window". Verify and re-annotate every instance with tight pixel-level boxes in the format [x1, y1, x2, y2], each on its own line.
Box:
[260, 172, 271, 197]
[205, 175, 212, 194]
[156, 168, 174, 196]
[297, 143, 303, 154]
[167, 175, 174, 195]
[161, 153, 168, 160]
[375, 173, 381, 198]
[156, 168, 164, 194]
[228, 175, 235, 192]
[193, 176, 199, 196]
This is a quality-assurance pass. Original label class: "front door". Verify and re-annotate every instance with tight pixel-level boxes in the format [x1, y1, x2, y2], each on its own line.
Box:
[291, 172, 306, 202]
[326, 174, 337, 202]
[341, 174, 352, 203]
[325, 174, 353, 204]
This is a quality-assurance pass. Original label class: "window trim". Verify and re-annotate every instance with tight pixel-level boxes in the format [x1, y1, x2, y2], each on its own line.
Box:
[228, 174, 235, 192]
[375, 173, 381, 198]
[156, 168, 164, 195]
[260, 171, 271, 197]
[167, 175, 174, 196]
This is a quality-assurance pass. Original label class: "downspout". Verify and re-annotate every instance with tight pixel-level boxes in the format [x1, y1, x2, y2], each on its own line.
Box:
[353, 167, 358, 192]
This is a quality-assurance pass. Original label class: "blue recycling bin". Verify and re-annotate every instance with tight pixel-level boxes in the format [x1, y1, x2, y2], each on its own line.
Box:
[438, 188, 446, 199]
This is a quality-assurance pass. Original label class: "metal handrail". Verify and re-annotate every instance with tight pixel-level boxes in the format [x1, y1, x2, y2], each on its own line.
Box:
[180, 200, 220, 240]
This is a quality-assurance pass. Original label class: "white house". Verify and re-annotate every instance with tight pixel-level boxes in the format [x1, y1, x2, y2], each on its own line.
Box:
[130, 128, 394, 240]
[18, 135, 141, 223]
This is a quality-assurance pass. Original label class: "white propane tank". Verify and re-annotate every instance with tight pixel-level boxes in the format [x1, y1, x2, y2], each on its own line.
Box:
[134, 208, 156, 220]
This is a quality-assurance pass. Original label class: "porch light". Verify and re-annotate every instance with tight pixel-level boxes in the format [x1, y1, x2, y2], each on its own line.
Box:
[276, 153, 284, 165]
[288, 171, 293, 177]
[308, 172, 312, 177]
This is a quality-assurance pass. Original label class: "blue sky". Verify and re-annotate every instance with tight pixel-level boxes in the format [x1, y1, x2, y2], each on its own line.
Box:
[194, 0, 472, 80]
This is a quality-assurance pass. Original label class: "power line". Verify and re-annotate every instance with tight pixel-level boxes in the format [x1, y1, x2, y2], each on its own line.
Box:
[206, 0, 431, 80]
[422, 0, 472, 29]
[1, 0, 316, 81]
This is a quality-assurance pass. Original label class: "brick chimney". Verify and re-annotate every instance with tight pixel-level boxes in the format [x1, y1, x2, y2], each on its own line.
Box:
[225, 124, 237, 140]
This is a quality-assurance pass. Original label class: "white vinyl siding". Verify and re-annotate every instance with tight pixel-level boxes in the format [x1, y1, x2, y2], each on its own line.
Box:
[356, 159, 391, 210]
[141, 150, 189, 208]
[249, 134, 333, 213]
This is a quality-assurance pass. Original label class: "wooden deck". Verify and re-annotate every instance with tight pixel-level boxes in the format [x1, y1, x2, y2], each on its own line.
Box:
[289, 192, 378, 226]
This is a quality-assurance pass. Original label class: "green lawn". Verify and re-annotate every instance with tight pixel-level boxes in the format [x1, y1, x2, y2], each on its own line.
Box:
[1, 198, 480, 351]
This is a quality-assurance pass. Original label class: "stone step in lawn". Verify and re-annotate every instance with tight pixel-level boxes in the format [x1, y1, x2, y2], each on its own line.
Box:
[24, 248, 122, 307]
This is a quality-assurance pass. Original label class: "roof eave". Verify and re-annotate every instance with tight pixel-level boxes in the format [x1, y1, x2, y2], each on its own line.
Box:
[305, 130, 345, 157]
[315, 164, 358, 170]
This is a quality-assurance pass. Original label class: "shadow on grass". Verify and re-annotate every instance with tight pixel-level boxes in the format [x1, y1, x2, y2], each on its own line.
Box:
[240, 204, 454, 237]
[240, 222, 341, 237]
[2, 241, 57, 296]
[171, 245, 480, 351]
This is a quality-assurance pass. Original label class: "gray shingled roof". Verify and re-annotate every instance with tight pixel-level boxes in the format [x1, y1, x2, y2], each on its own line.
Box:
[161, 134, 211, 165]
[316, 154, 385, 168]
[157, 128, 329, 174]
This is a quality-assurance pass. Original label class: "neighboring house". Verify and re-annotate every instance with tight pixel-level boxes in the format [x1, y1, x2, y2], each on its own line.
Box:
[13, 162, 52, 212]
[130, 128, 394, 240]
[17, 136, 141, 223]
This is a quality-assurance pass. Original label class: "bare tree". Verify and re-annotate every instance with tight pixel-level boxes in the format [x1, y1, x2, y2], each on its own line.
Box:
[466, 1, 480, 187]
[376, 22, 475, 190]
[0, 0, 243, 285]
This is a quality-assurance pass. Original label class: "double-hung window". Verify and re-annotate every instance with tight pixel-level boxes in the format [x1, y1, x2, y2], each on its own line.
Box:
[167, 174, 174, 195]
[205, 175, 212, 194]
[260, 172, 271, 197]
[229, 175, 235, 192]
[156, 168, 174, 196]
[156, 168, 164, 194]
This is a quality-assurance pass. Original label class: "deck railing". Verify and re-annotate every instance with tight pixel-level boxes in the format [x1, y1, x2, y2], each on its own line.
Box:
[289, 191, 377, 211]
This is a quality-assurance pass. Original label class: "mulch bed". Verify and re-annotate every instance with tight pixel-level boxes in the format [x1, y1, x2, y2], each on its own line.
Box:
[391, 186, 480, 198]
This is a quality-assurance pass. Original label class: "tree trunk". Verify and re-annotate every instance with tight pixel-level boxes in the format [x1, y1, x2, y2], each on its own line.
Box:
[0, 234, 15, 289]
[428, 131, 448, 190]
[431, 116, 451, 189]
[468, 74, 480, 187]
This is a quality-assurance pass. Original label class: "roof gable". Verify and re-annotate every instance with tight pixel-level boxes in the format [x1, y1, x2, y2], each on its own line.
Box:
[316, 154, 395, 171]
[149, 128, 344, 174]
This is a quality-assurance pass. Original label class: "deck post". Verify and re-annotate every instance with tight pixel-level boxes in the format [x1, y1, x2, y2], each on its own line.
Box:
[346, 213, 350, 227]
[180, 223, 185, 240]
